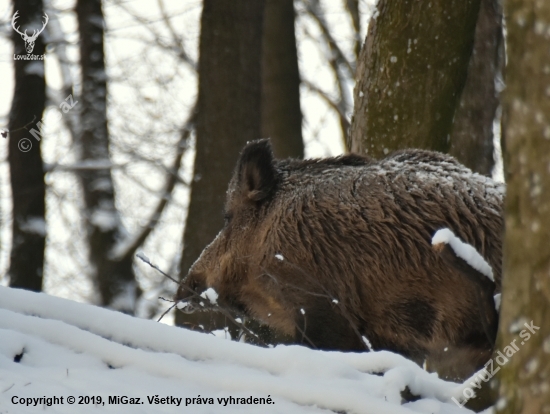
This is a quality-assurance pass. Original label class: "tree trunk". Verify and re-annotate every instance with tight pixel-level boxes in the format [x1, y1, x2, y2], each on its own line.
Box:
[76, 0, 138, 313]
[349, 0, 481, 157]
[8, 0, 47, 291]
[448, 0, 503, 176]
[496, 0, 550, 412]
[261, 0, 304, 159]
[176, 0, 265, 329]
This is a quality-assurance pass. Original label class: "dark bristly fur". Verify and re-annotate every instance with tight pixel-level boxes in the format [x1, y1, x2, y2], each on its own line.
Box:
[176, 139, 504, 381]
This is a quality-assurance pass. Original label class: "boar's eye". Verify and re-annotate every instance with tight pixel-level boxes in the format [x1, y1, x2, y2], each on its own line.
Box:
[223, 211, 233, 226]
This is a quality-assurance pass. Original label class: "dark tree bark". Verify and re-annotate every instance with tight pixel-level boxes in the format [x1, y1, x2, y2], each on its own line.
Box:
[8, 0, 47, 291]
[349, 0, 481, 157]
[77, 0, 138, 313]
[496, 0, 550, 412]
[448, 0, 503, 176]
[176, 0, 265, 329]
[261, 0, 304, 159]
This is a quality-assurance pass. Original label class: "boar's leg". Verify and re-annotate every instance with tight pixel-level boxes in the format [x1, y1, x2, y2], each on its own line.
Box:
[425, 345, 494, 382]
[435, 242, 498, 346]
[294, 297, 367, 351]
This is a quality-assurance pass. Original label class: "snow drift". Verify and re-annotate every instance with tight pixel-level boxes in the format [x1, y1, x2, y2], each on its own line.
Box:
[0, 286, 483, 413]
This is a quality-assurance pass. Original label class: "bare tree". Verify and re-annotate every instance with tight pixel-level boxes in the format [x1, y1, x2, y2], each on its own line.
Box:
[262, 0, 304, 159]
[349, 0, 481, 157]
[300, 0, 356, 145]
[176, 0, 265, 329]
[76, 0, 139, 313]
[7, 0, 47, 291]
[496, 0, 550, 412]
[2, 0, 376, 311]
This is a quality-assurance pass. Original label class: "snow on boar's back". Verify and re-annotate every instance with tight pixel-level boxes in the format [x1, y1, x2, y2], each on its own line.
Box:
[176, 139, 504, 380]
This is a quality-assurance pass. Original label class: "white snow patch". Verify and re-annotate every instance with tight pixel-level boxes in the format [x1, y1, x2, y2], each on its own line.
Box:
[496, 397, 507, 410]
[432, 228, 494, 281]
[135, 251, 150, 263]
[212, 328, 232, 341]
[275, 254, 284, 261]
[0, 286, 477, 413]
[509, 317, 530, 334]
[91, 208, 118, 231]
[67, 159, 116, 170]
[19, 217, 46, 236]
[109, 281, 137, 312]
[525, 358, 539, 375]
[200, 288, 218, 305]
[362, 336, 374, 351]
[494, 293, 501, 312]
[24, 61, 44, 76]
[91, 178, 113, 192]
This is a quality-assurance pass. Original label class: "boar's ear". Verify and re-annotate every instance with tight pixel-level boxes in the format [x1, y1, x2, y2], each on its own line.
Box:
[236, 139, 278, 202]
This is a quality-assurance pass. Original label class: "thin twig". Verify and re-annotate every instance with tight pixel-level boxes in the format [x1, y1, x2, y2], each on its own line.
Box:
[135, 253, 179, 284]
[4, 115, 37, 135]
[157, 302, 177, 322]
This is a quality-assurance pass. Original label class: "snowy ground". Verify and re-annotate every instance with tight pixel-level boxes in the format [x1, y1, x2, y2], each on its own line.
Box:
[0, 286, 486, 413]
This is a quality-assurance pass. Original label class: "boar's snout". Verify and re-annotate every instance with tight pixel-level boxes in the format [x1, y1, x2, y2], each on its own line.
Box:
[174, 270, 208, 313]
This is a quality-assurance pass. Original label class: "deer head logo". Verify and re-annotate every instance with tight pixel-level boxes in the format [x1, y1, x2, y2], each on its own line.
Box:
[12, 11, 49, 54]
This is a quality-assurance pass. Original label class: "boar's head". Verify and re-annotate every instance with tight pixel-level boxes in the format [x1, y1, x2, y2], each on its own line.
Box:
[175, 139, 297, 332]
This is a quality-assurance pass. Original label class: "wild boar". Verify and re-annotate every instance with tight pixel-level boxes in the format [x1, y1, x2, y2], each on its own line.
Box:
[176, 139, 504, 380]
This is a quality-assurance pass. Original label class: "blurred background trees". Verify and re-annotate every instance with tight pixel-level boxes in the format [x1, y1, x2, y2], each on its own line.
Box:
[0, 0, 506, 322]
[76, 0, 139, 313]
[0, 0, 373, 318]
